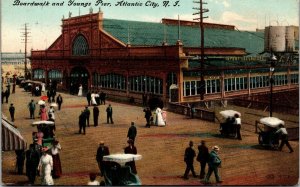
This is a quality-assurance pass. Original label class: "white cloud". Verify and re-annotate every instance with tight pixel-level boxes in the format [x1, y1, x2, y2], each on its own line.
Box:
[175, 14, 194, 21]
[211, 0, 230, 8]
[221, 11, 256, 24]
[222, 0, 230, 8]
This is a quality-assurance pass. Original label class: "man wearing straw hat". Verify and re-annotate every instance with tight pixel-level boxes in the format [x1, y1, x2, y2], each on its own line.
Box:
[203, 145, 222, 184]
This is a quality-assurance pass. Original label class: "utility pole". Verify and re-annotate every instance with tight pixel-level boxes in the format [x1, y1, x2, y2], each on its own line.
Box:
[193, 0, 209, 100]
[21, 23, 30, 79]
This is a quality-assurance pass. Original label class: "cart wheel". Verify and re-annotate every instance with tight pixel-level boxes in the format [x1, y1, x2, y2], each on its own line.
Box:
[258, 134, 263, 145]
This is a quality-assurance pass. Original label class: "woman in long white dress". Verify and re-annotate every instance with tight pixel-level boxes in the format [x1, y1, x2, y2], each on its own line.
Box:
[41, 82, 46, 92]
[78, 84, 83, 96]
[155, 107, 166, 126]
[91, 92, 97, 106]
[38, 148, 54, 185]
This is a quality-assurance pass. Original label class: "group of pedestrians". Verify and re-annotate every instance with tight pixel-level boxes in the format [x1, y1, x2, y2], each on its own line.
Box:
[15, 140, 62, 185]
[183, 140, 222, 184]
[47, 89, 57, 103]
[95, 138, 139, 180]
[86, 90, 107, 106]
[78, 104, 114, 135]
[95, 122, 138, 181]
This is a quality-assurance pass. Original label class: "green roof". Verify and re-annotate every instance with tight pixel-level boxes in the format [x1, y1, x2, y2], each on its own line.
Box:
[103, 19, 264, 55]
[185, 59, 298, 77]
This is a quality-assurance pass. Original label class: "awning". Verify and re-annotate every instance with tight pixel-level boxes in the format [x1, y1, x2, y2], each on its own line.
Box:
[2, 117, 27, 151]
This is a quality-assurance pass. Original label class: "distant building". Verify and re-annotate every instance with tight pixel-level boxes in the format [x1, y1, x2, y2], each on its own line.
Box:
[30, 11, 298, 103]
[1, 52, 30, 83]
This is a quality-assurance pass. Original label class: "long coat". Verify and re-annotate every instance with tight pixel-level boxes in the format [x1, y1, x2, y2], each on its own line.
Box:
[93, 106, 99, 126]
[96, 146, 110, 162]
[127, 125, 137, 141]
[79, 113, 86, 126]
[26, 147, 40, 183]
[184, 147, 196, 164]
[197, 145, 209, 163]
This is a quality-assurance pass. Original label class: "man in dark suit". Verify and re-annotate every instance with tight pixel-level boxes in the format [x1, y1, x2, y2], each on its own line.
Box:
[47, 90, 51, 103]
[86, 91, 91, 106]
[84, 106, 90, 127]
[143, 107, 152, 128]
[51, 89, 56, 102]
[124, 139, 138, 174]
[127, 122, 137, 143]
[26, 144, 40, 184]
[106, 104, 113, 124]
[96, 141, 110, 176]
[79, 111, 86, 135]
[93, 106, 99, 127]
[9, 103, 15, 122]
[183, 141, 197, 179]
[197, 140, 209, 179]
[56, 94, 63, 110]
[5, 89, 10, 103]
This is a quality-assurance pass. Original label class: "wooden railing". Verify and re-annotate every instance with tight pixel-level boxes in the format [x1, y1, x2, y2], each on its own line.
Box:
[167, 102, 215, 122]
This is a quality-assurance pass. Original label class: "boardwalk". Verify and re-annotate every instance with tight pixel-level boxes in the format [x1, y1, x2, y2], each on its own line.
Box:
[1, 87, 298, 185]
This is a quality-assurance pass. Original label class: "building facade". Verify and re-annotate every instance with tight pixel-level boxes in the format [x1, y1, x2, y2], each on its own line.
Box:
[30, 11, 299, 103]
[1, 52, 30, 84]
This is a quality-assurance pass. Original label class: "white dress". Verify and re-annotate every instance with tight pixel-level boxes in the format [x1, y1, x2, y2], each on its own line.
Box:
[48, 108, 55, 120]
[91, 93, 97, 105]
[155, 108, 166, 126]
[42, 83, 46, 92]
[78, 86, 83, 96]
[38, 154, 54, 185]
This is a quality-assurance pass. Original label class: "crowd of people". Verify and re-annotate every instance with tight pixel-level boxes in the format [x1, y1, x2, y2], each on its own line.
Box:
[14, 140, 62, 185]
[77, 103, 115, 135]
[183, 140, 222, 184]
[4, 79, 295, 185]
[86, 90, 107, 106]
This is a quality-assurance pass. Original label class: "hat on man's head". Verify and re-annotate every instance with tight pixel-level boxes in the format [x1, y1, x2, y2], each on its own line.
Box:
[127, 139, 133, 144]
[213, 145, 220, 151]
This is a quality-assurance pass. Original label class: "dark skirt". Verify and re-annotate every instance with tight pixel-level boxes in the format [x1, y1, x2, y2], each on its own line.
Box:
[52, 154, 62, 178]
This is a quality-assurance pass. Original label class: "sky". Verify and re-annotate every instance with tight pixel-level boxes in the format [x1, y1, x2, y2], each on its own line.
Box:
[1, 0, 299, 52]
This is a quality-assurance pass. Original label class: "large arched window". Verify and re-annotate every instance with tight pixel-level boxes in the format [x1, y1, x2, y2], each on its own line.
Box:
[48, 70, 62, 79]
[72, 35, 89, 56]
[48, 70, 63, 83]
[33, 69, 45, 79]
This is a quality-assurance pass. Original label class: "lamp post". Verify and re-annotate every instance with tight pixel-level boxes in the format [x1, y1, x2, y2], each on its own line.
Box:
[269, 54, 277, 117]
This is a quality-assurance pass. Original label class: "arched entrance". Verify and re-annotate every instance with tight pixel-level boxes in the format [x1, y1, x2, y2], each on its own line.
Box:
[69, 67, 89, 94]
